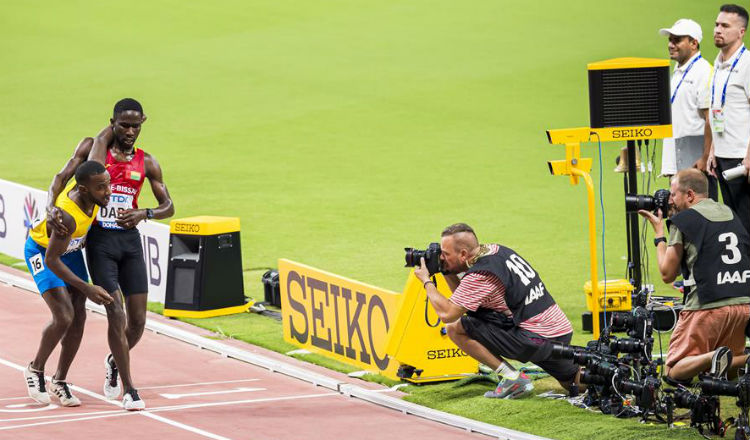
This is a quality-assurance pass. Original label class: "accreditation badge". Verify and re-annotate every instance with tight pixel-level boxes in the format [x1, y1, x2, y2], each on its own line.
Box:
[712, 108, 726, 133]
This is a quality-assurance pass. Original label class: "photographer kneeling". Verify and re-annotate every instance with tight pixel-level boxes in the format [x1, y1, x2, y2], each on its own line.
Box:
[639, 168, 750, 381]
[413, 223, 580, 399]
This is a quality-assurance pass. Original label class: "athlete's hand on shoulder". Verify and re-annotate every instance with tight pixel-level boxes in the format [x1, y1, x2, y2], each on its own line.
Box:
[116, 208, 147, 229]
[46, 206, 69, 236]
[84, 285, 113, 305]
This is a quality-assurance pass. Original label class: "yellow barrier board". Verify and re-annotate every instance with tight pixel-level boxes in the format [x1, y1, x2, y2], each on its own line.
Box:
[385, 271, 479, 382]
[279, 259, 401, 379]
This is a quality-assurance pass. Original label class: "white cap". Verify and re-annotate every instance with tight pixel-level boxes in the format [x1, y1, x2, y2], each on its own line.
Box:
[659, 19, 702, 43]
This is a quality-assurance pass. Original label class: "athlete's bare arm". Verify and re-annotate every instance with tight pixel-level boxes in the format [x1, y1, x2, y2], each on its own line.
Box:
[116, 153, 174, 228]
[88, 125, 114, 164]
[47, 125, 112, 235]
[46, 139, 93, 236]
[44, 211, 112, 305]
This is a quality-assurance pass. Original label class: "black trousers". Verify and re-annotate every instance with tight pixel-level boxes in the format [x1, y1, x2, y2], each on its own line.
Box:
[716, 157, 750, 234]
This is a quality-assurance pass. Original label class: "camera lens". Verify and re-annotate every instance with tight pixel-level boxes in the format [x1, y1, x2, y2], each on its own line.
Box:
[404, 248, 425, 267]
[625, 194, 656, 212]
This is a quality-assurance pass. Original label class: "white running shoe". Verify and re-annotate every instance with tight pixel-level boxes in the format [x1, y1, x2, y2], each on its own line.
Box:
[122, 389, 145, 411]
[103, 354, 121, 400]
[49, 380, 81, 407]
[23, 364, 50, 404]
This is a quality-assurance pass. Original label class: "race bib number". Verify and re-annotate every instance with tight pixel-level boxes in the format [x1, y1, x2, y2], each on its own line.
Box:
[712, 109, 726, 133]
[97, 193, 134, 229]
[29, 253, 44, 276]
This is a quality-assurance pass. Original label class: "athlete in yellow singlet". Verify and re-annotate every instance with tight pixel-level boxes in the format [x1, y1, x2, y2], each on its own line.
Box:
[23, 161, 113, 407]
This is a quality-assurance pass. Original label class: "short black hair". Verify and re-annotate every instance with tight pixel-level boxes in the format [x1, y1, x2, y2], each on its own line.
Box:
[113, 98, 144, 118]
[721, 4, 749, 29]
[75, 160, 106, 185]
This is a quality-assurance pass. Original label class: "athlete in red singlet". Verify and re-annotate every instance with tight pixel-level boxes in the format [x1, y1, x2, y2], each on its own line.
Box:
[46, 99, 174, 410]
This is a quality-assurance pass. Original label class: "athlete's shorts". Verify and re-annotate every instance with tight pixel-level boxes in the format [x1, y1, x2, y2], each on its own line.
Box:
[85, 225, 148, 296]
[461, 311, 579, 383]
[24, 236, 88, 295]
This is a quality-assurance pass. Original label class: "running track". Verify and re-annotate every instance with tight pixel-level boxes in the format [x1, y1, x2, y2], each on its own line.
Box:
[0, 266, 518, 440]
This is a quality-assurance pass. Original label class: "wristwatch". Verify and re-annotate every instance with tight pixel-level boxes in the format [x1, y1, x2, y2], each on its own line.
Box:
[145, 208, 154, 220]
[653, 237, 667, 247]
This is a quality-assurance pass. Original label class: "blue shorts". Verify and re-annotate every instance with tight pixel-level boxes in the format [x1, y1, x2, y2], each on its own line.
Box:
[24, 237, 88, 295]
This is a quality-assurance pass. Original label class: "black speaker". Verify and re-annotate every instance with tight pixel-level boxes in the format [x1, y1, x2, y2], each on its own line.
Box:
[164, 217, 246, 318]
[588, 61, 671, 129]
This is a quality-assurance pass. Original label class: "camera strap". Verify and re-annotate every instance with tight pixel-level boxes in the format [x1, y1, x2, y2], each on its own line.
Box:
[424, 275, 441, 328]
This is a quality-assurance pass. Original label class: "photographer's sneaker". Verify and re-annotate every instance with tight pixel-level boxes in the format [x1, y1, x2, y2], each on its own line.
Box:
[122, 389, 145, 411]
[49, 380, 81, 407]
[709, 346, 732, 379]
[484, 373, 534, 399]
[23, 364, 50, 404]
[103, 354, 121, 400]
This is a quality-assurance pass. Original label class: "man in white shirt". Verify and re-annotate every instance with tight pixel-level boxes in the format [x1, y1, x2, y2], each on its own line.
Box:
[707, 4, 750, 233]
[659, 19, 717, 200]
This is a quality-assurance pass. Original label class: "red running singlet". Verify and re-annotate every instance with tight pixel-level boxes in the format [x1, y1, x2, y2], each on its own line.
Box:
[96, 147, 146, 229]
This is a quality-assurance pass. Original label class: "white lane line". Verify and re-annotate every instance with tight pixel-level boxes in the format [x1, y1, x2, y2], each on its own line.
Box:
[161, 387, 265, 400]
[0, 397, 34, 402]
[137, 393, 338, 413]
[1, 407, 131, 422]
[0, 357, 232, 440]
[139, 379, 260, 390]
[0, 393, 339, 430]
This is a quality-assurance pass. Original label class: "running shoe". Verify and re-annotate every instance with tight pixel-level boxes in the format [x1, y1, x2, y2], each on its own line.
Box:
[49, 380, 81, 407]
[122, 389, 146, 411]
[23, 363, 50, 404]
[709, 346, 732, 380]
[103, 354, 121, 400]
[484, 372, 534, 399]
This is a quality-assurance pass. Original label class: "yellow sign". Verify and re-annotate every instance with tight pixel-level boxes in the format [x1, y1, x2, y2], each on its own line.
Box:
[169, 216, 241, 236]
[385, 272, 479, 382]
[279, 259, 400, 378]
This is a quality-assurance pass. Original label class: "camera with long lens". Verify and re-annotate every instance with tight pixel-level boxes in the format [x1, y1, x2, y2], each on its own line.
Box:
[610, 307, 652, 340]
[552, 342, 604, 365]
[619, 376, 661, 412]
[608, 336, 647, 355]
[665, 388, 722, 434]
[625, 189, 671, 216]
[404, 243, 442, 275]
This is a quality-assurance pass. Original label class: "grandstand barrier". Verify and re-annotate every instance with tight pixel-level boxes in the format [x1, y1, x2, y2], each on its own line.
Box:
[0, 178, 170, 303]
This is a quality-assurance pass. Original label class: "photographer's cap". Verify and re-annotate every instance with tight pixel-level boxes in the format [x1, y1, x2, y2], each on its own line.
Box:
[659, 19, 702, 43]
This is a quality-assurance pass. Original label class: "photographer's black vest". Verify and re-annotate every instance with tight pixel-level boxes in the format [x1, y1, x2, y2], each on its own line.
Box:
[466, 245, 556, 325]
[669, 207, 750, 303]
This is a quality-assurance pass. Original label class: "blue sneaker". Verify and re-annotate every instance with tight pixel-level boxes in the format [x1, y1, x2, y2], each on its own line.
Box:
[484, 373, 533, 399]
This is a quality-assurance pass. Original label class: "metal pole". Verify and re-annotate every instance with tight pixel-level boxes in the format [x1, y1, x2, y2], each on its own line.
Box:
[626, 140, 641, 292]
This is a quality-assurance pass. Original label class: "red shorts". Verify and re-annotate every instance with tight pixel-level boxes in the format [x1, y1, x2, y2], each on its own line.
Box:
[666, 304, 750, 368]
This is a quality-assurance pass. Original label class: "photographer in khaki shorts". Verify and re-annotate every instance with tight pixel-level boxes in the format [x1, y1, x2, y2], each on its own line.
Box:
[639, 169, 750, 381]
[413, 223, 580, 399]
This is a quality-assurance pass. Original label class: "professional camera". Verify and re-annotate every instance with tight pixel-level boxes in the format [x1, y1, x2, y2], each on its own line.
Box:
[608, 337, 647, 355]
[665, 387, 723, 435]
[611, 307, 652, 339]
[552, 342, 605, 365]
[618, 375, 661, 419]
[625, 189, 670, 216]
[404, 242, 442, 275]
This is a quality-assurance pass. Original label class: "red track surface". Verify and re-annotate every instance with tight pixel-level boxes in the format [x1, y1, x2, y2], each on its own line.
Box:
[0, 268, 489, 440]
